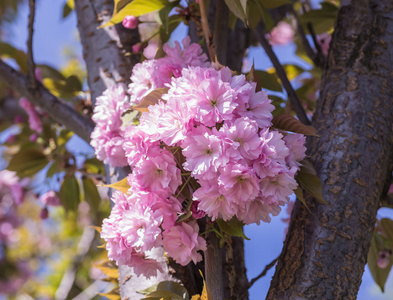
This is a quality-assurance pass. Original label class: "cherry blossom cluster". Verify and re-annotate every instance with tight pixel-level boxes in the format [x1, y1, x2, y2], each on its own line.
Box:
[91, 37, 306, 278]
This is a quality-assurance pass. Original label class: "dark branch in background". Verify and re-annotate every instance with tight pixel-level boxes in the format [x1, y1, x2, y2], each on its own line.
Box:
[199, 0, 215, 61]
[27, 0, 37, 89]
[255, 22, 311, 125]
[307, 22, 325, 65]
[213, 0, 229, 64]
[290, 7, 325, 68]
[0, 60, 95, 143]
[239, 256, 278, 298]
[55, 227, 96, 300]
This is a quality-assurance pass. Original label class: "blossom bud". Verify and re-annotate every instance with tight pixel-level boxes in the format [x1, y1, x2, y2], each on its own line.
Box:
[132, 43, 144, 53]
[377, 249, 391, 269]
[122, 15, 139, 29]
[40, 207, 49, 220]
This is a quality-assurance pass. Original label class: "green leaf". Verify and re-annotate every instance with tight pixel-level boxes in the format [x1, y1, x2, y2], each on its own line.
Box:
[132, 87, 169, 113]
[138, 281, 189, 299]
[296, 160, 328, 205]
[216, 216, 250, 240]
[298, 2, 338, 34]
[98, 287, 121, 300]
[7, 148, 48, 177]
[159, 15, 182, 44]
[255, 70, 282, 92]
[0, 42, 28, 73]
[101, 0, 169, 27]
[272, 114, 318, 136]
[381, 218, 393, 243]
[269, 95, 286, 117]
[282, 64, 304, 81]
[224, 0, 247, 24]
[159, 0, 180, 34]
[59, 175, 81, 212]
[93, 260, 119, 279]
[294, 186, 311, 213]
[84, 157, 105, 175]
[102, 177, 130, 194]
[46, 159, 61, 178]
[368, 232, 393, 292]
[83, 177, 101, 213]
[37, 64, 66, 81]
[260, 0, 291, 8]
[62, 0, 74, 18]
[114, 0, 132, 14]
[246, 0, 275, 29]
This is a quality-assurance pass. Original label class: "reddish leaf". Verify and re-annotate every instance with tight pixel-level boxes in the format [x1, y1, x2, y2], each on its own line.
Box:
[132, 87, 169, 113]
[272, 114, 318, 136]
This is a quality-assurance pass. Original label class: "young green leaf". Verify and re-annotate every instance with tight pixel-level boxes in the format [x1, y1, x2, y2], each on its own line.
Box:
[224, 0, 247, 24]
[367, 232, 393, 292]
[159, 0, 180, 34]
[296, 161, 328, 205]
[255, 70, 282, 92]
[137, 281, 189, 299]
[59, 175, 81, 212]
[7, 148, 48, 177]
[98, 288, 121, 300]
[101, 0, 169, 27]
[216, 216, 250, 240]
[83, 177, 101, 213]
[92, 260, 119, 279]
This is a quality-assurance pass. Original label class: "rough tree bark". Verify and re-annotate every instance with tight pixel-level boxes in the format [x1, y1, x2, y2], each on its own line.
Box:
[73, 2, 174, 299]
[267, 1, 393, 298]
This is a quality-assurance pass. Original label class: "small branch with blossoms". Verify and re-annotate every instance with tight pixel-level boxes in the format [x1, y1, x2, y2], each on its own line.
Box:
[90, 35, 313, 298]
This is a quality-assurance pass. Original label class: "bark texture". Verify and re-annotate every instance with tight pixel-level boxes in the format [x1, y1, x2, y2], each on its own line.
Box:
[74, 0, 139, 103]
[267, 1, 393, 299]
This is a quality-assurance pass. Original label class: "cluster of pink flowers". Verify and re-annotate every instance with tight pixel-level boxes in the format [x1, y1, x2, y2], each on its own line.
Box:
[91, 37, 306, 277]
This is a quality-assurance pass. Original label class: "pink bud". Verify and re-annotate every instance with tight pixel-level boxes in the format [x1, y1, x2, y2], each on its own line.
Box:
[191, 201, 206, 219]
[14, 115, 24, 124]
[122, 15, 139, 29]
[40, 207, 49, 220]
[30, 133, 38, 142]
[377, 250, 391, 269]
[132, 43, 143, 53]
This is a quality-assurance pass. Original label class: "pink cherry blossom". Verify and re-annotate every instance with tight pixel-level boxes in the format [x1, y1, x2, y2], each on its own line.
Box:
[268, 21, 294, 46]
[40, 191, 61, 206]
[284, 133, 307, 167]
[181, 126, 226, 180]
[219, 117, 262, 161]
[163, 221, 206, 265]
[193, 181, 235, 221]
[218, 163, 260, 204]
[19, 97, 42, 133]
[130, 148, 181, 194]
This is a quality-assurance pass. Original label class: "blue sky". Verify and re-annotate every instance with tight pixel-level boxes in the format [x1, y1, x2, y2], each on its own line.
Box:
[3, 0, 393, 299]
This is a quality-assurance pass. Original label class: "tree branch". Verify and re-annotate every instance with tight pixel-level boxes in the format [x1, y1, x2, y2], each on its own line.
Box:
[27, 0, 37, 89]
[0, 59, 94, 143]
[255, 22, 311, 125]
[199, 0, 215, 62]
[290, 7, 325, 68]
[213, 0, 229, 64]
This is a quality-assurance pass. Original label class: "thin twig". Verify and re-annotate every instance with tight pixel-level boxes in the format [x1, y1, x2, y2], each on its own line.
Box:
[213, 0, 229, 64]
[290, 7, 324, 68]
[55, 227, 96, 300]
[0, 59, 95, 143]
[307, 22, 326, 65]
[255, 22, 311, 125]
[248, 256, 278, 288]
[199, 0, 215, 62]
[27, 0, 37, 90]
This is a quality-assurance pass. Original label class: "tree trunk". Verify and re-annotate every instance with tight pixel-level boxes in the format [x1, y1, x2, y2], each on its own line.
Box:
[267, 1, 393, 299]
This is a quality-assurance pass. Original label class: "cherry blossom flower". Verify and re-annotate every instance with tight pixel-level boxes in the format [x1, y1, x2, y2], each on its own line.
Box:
[163, 221, 206, 265]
